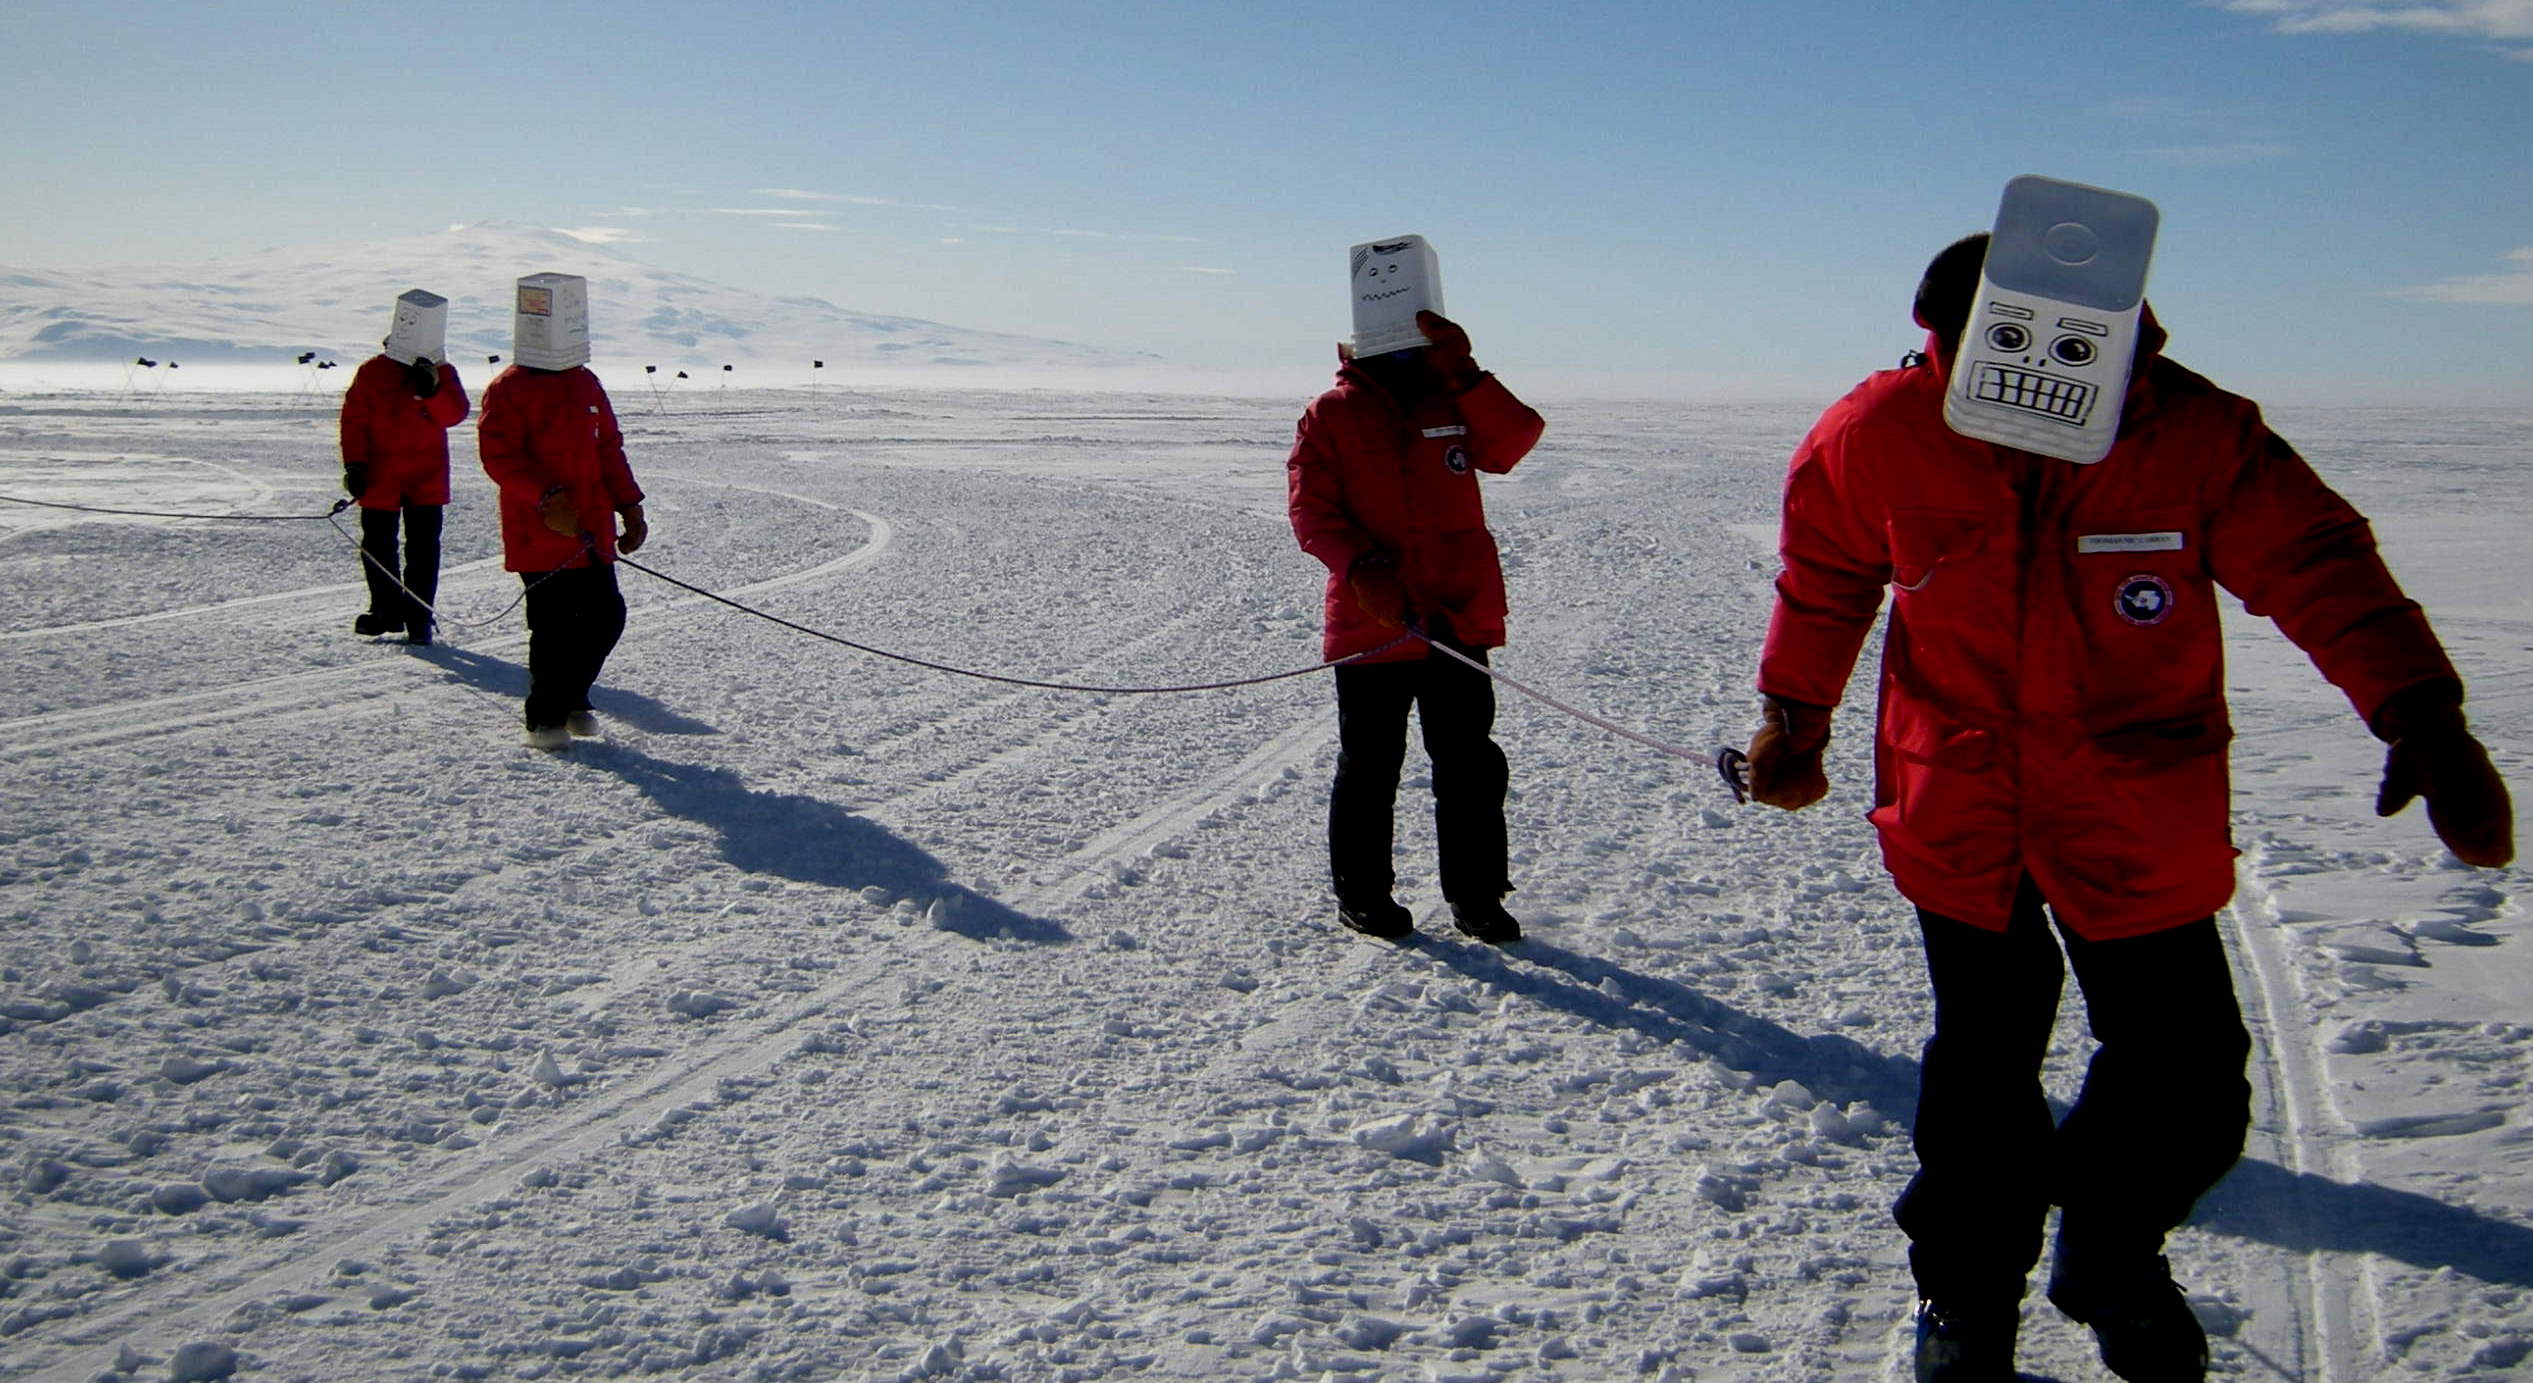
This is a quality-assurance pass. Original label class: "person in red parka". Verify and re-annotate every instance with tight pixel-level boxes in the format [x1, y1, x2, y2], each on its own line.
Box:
[477, 362, 648, 750]
[1288, 310, 1545, 944]
[340, 352, 468, 644]
[1745, 233, 2515, 1383]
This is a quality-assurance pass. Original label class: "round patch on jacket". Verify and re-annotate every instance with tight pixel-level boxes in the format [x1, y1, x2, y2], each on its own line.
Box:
[1444, 444, 1470, 475]
[2114, 573, 2176, 626]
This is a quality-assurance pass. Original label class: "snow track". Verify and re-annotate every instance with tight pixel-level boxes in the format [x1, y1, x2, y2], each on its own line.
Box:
[0, 496, 893, 760]
[7, 675, 1346, 1383]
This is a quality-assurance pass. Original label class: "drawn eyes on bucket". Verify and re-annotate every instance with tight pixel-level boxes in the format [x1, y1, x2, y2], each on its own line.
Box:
[1985, 321, 2099, 368]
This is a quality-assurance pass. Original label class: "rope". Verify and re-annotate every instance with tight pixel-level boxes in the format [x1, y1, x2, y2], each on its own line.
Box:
[2, 489, 1744, 785]
[0, 493, 350, 522]
[616, 554, 1412, 694]
[1413, 631, 1715, 763]
[320, 508, 591, 635]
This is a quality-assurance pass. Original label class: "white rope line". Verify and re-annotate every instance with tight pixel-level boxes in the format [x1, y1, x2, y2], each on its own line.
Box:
[1415, 632, 1712, 762]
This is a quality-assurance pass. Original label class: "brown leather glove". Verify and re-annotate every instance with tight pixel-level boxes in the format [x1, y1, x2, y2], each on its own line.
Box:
[2373, 680, 2514, 866]
[539, 486, 581, 536]
[616, 503, 649, 554]
[1746, 694, 1832, 810]
[1416, 310, 1482, 392]
[1347, 552, 1410, 630]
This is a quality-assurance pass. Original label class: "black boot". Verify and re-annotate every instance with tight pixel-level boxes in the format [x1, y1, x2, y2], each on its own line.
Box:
[2047, 1260, 2207, 1383]
[1448, 897, 1521, 945]
[1913, 1299, 2018, 1383]
[353, 612, 402, 636]
[1335, 894, 1413, 940]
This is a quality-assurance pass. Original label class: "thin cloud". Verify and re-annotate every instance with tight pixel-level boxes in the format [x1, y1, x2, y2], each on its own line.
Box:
[753, 188, 962, 212]
[2217, 1, 2533, 49]
[557, 227, 643, 245]
[2134, 140, 2291, 165]
[1181, 266, 1235, 275]
[2400, 247, 2533, 305]
[959, 222, 1204, 245]
[772, 222, 837, 232]
[707, 208, 830, 217]
[2098, 95, 2290, 164]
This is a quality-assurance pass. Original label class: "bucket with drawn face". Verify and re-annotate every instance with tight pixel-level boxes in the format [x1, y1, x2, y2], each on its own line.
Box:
[384, 289, 448, 366]
[1944, 176, 2158, 464]
[1349, 235, 1442, 358]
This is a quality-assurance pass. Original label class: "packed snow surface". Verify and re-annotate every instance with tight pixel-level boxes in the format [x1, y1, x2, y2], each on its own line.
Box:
[0, 383, 2526, 1382]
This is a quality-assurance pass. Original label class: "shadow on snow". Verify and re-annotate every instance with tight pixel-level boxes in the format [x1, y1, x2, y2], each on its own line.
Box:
[408, 643, 719, 737]
[1418, 933, 1921, 1118]
[580, 744, 1067, 945]
[1423, 936, 2533, 1287]
[2194, 1156, 2533, 1288]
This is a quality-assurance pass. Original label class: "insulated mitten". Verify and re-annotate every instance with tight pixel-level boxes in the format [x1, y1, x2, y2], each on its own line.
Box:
[1746, 694, 1832, 811]
[539, 486, 580, 536]
[406, 358, 442, 397]
[1417, 311, 1481, 392]
[617, 504, 649, 555]
[1347, 552, 1410, 630]
[342, 463, 369, 498]
[2373, 680, 2514, 867]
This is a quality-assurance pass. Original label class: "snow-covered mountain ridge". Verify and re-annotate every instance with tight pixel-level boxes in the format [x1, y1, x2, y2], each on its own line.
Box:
[0, 223, 1150, 371]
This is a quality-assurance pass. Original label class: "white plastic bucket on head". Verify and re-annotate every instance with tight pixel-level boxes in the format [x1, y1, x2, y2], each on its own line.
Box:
[512, 272, 591, 370]
[1943, 175, 2159, 464]
[384, 289, 448, 366]
[1349, 235, 1442, 357]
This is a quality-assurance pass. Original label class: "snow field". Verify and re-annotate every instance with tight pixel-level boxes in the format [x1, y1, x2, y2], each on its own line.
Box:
[0, 389, 2526, 1381]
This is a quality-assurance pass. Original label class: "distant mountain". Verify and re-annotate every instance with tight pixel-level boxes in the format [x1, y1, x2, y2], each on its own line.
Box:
[0, 223, 1153, 370]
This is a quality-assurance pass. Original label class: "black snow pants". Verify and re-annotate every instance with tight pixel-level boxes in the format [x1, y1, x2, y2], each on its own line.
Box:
[359, 504, 443, 632]
[520, 564, 626, 731]
[1328, 637, 1511, 908]
[1894, 874, 2252, 1309]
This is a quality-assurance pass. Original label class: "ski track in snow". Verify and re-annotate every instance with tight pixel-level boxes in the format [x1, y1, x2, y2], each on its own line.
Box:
[0, 391, 2525, 1382]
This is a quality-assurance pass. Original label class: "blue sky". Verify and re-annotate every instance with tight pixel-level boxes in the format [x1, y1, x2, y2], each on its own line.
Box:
[3, 1, 2527, 401]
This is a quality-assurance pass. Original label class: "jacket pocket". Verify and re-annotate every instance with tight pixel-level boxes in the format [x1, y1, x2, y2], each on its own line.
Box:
[1881, 691, 1996, 771]
[1887, 509, 1991, 593]
[2090, 708, 2233, 775]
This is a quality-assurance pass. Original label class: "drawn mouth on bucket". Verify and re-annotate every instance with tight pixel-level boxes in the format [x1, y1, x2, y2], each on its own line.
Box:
[1971, 364, 2095, 424]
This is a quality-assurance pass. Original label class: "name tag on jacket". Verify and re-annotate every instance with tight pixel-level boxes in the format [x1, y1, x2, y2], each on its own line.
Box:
[2077, 532, 2184, 554]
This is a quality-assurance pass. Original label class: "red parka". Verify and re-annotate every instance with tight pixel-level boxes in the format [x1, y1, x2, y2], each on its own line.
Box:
[1288, 360, 1545, 663]
[477, 365, 645, 572]
[1760, 321, 2456, 940]
[340, 355, 468, 509]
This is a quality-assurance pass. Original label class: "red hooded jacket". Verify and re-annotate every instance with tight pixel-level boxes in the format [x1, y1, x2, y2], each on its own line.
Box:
[340, 355, 468, 509]
[1760, 321, 2455, 939]
[1288, 359, 1545, 663]
[477, 365, 645, 572]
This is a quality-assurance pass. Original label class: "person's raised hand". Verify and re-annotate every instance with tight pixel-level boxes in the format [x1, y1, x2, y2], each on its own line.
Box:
[1417, 311, 1480, 391]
